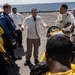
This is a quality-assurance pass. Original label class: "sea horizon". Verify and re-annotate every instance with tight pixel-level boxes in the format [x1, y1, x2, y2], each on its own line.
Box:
[0, 2, 75, 13]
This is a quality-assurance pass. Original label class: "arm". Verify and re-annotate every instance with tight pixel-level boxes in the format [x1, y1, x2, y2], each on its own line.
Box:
[63, 24, 74, 32]
[21, 18, 27, 29]
[63, 15, 74, 32]
[40, 17, 49, 28]
[19, 14, 25, 31]
[19, 13, 24, 24]
[0, 17, 13, 39]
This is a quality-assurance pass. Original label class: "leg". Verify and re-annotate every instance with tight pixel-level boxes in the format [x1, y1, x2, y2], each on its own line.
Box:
[26, 38, 33, 61]
[16, 30, 22, 47]
[33, 39, 39, 64]
[24, 38, 33, 66]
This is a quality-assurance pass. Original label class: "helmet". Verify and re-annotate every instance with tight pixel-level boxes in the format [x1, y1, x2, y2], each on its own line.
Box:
[47, 26, 64, 38]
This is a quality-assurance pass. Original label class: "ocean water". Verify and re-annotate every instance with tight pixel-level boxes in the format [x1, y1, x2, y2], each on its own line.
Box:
[0, 2, 75, 12]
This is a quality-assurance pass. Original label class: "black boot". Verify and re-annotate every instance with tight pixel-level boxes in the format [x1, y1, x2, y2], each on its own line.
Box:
[35, 59, 39, 65]
[24, 61, 31, 66]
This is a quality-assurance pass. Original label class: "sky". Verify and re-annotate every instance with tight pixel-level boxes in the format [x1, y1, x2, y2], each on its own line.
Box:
[0, 0, 75, 5]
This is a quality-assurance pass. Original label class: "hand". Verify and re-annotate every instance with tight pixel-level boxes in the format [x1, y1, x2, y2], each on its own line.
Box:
[62, 28, 65, 33]
[46, 25, 50, 28]
[20, 27, 24, 32]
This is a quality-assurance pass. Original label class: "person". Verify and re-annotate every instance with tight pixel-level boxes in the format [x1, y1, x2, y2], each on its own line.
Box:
[55, 4, 74, 38]
[70, 7, 75, 43]
[23, 8, 49, 65]
[0, 3, 20, 60]
[10, 7, 24, 47]
[0, 26, 8, 75]
[45, 34, 75, 75]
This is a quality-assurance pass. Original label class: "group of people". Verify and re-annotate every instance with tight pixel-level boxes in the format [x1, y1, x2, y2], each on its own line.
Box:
[0, 3, 49, 75]
[42, 4, 75, 75]
[0, 3, 75, 75]
[24, 4, 75, 66]
[0, 3, 24, 75]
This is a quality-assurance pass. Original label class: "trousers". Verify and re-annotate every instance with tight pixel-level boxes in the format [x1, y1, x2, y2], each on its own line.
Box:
[26, 38, 40, 61]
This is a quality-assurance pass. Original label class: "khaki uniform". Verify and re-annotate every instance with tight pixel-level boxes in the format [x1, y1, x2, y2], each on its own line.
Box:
[55, 12, 74, 37]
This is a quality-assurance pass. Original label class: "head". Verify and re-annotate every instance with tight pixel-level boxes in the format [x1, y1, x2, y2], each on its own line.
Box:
[46, 34, 73, 69]
[73, 7, 75, 17]
[3, 3, 11, 14]
[31, 8, 37, 18]
[60, 4, 68, 14]
[12, 7, 17, 14]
